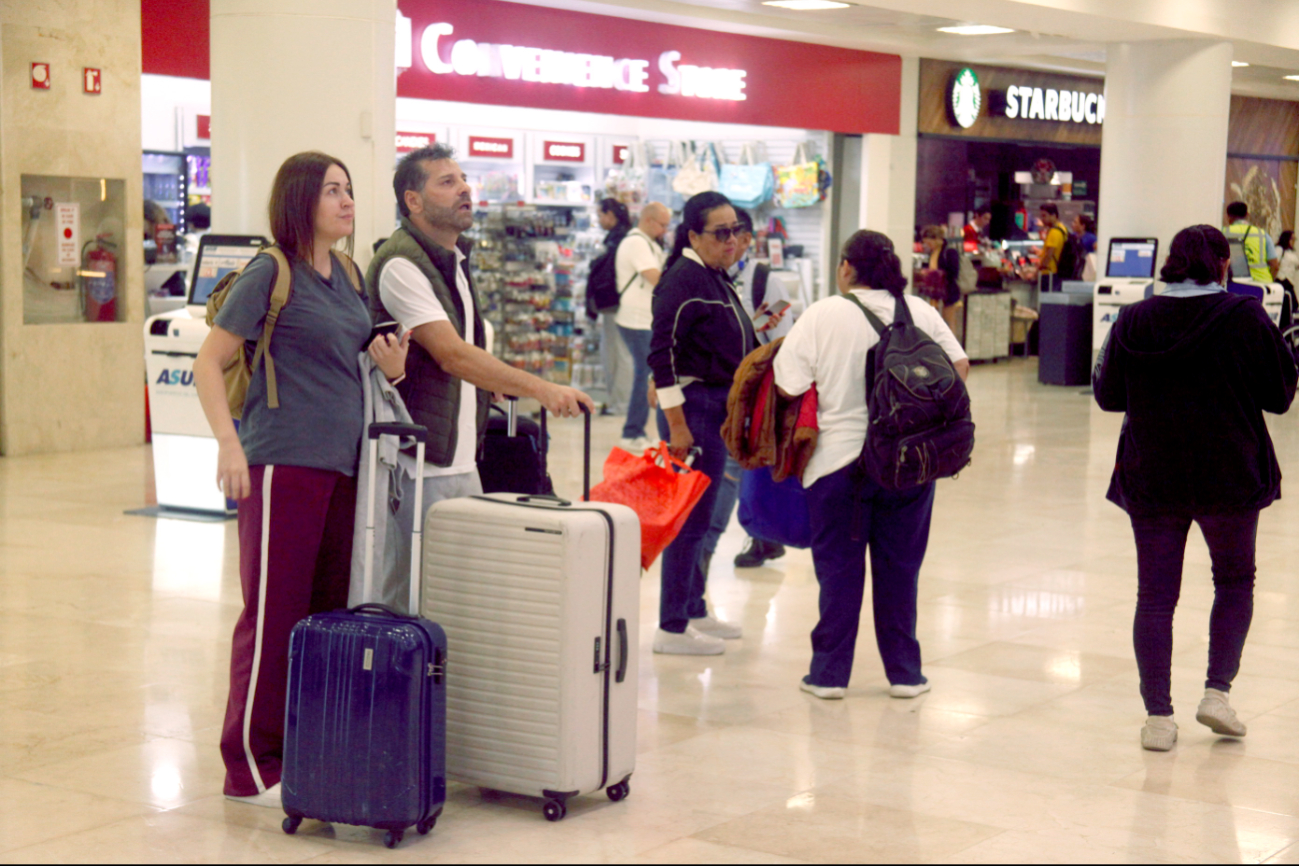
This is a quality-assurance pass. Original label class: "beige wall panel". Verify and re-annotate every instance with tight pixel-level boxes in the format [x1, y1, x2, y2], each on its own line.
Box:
[0, 1, 145, 455]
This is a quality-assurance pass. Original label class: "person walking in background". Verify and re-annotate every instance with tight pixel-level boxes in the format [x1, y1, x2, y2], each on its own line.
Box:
[1036, 203, 1068, 290]
[596, 198, 634, 415]
[193, 151, 409, 805]
[916, 225, 962, 334]
[369, 144, 593, 611]
[773, 230, 968, 700]
[1225, 201, 1279, 282]
[649, 192, 784, 655]
[1093, 224, 1296, 752]
[614, 201, 670, 452]
[1276, 229, 1298, 291]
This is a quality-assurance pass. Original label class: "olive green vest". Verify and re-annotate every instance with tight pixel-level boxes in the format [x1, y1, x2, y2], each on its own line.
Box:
[367, 220, 490, 467]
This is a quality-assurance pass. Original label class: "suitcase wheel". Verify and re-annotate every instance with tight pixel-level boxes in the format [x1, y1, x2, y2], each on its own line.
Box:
[543, 799, 567, 822]
[281, 816, 302, 835]
[417, 812, 439, 835]
[606, 780, 630, 802]
[383, 829, 404, 849]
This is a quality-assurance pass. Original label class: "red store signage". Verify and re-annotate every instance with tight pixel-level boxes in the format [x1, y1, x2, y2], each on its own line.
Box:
[543, 141, 585, 162]
[611, 144, 629, 165]
[395, 0, 900, 134]
[467, 135, 515, 159]
[396, 130, 436, 153]
[196, 114, 211, 140]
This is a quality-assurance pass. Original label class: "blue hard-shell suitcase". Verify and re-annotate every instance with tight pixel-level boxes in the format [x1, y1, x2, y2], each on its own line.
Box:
[280, 423, 446, 849]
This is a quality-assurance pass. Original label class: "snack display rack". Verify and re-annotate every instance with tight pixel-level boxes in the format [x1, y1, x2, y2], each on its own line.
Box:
[469, 204, 602, 386]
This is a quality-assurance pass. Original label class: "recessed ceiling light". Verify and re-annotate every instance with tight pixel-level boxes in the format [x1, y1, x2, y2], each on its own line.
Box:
[1286, 74, 1299, 81]
[1232, 61, 1250, 67]
[937, 24, 1015, 36]
[762, 0, 850, 9]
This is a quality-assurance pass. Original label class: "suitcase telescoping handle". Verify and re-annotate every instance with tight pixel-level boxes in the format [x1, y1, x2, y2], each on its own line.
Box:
[502, 395, 548, 455]
[362, 422, 428, 614]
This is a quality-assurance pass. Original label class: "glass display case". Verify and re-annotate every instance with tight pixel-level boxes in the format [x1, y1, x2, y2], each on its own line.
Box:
[20, 174, 127, 325]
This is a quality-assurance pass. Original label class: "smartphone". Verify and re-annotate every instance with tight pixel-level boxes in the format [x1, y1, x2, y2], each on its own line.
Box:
[752, 298, 791, 330]
[368, 320, 401, 347]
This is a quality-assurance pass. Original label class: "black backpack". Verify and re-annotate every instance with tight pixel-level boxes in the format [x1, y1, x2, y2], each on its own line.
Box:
[1054, 226, 1086, 281]
[844, 293, 975, 490]
[585, 247, 621, 313]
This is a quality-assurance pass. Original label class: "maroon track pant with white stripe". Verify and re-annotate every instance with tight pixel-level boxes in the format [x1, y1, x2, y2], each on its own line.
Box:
[220, 464, 356, 797]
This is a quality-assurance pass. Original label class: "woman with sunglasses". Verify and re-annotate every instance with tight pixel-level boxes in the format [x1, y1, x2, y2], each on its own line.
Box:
[648, 191, 784, 655]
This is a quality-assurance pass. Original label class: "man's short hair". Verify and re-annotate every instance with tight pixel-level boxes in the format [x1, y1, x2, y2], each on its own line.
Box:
[1226, 201, 1249, 220]
[974, 206, 992, 218]
[734, 207, 753, 233]
[1039, 203, 1059, 218]
[394, 143, 457, 218]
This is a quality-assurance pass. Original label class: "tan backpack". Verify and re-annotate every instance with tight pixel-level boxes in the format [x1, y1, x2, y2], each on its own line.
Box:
[205, 246, 362, 419]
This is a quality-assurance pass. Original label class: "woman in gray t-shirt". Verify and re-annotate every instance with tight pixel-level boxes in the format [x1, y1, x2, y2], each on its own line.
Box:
[192, 151, 409, 805]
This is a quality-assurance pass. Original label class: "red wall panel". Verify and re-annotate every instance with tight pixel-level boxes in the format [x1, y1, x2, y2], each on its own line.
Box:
[141, 0, 209, 80]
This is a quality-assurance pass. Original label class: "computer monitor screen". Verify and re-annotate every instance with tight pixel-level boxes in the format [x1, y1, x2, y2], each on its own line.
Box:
[1106, 237, 1159, 279]
[188, 234, 269, 306]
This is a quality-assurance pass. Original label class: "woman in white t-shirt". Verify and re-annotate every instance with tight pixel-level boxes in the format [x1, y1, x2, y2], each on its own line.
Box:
[773, 230, 969, 701]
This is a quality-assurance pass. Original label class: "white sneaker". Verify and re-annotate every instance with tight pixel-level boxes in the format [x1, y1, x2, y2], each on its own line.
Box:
[653, 626, 724, 655]
[889, 682, 932, 699]
[224, 782, 282, 808]
[618, 436, 652, 453]
[1141, 715, 1178, 751]
[1196, 688, 1247, 737]
[689, 613, 742, 639]
[800, 679, 846, 700]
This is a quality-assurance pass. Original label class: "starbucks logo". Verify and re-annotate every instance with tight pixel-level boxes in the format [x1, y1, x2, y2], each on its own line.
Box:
[949, 67, 981, 129]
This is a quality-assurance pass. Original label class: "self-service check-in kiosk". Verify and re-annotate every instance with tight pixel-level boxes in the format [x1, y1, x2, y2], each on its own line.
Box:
[1093, 237, 1159, 357]
[1226, 242, 1287, 329]
[144, 235, 266, 515]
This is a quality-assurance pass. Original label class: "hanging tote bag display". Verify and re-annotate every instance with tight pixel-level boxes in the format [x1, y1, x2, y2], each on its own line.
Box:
[774, 143, 820, 209]
[737, 467, 812, 550]
[719, 143, 774, 210]
[614, 142, 648, 206]
[646, 142, 686, 212]
[588, 443, 712, 569]
[672, 142, 718, 199]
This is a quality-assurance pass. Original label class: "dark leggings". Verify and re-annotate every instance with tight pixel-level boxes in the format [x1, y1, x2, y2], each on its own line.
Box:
[1130, 510, 1259, 717]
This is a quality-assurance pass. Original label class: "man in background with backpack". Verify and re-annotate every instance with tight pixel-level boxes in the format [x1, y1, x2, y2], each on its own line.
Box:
[613, 201, 670, 451]
[1225, 201, 1279, 283]
[1036, 203, 1070, 291]
[368, 144, 594, 611]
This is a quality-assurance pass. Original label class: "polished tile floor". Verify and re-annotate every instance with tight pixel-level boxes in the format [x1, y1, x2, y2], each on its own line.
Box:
[5, 357, 1299, 862]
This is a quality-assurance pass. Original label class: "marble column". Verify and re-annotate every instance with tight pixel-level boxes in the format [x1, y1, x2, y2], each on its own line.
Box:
[860, 55, 919, 288]
[0, 0, 146, 455]
[1097, 40, 1233, 280]
[210, 0, 397, 266]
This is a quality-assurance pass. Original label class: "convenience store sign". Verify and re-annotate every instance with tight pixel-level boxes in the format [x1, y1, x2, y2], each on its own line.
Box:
[395, 0, 901, 134]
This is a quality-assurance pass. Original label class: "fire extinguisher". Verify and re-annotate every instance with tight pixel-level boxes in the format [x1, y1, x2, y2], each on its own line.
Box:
[81, 235, 117, 322]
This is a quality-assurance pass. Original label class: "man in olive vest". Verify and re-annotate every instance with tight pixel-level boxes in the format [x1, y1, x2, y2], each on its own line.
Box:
[369, 143, 594, 608]
[1225, 201, 1279, 283]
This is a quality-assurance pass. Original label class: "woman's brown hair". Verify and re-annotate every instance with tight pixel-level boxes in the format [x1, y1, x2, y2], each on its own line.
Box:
[921, 224, 946, 242]
[267, 151, 354, 264]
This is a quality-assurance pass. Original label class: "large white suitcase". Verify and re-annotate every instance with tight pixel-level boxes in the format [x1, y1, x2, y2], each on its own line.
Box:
[421, 411, 639, 821]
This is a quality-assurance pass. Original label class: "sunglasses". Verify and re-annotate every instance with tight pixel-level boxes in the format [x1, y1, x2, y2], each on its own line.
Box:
[699, 225, 747, 242]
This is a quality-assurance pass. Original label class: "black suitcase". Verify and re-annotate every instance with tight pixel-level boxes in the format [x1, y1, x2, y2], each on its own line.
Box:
[281, 422, 447, 849]
[478, 397, 554, 495]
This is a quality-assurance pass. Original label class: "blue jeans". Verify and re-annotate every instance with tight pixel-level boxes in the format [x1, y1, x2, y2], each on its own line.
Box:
[699, 457, 741, 571]
[655, 383, 731, 632]
[805, 463, 935, 688]
[618, 326, 652, 440]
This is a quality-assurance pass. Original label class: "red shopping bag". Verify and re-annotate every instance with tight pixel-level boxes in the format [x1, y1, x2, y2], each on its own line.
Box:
[587, 444, 711, 570]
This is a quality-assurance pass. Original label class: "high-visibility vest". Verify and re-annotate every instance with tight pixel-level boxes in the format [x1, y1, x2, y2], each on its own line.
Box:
[1227, 222, 1272, 283]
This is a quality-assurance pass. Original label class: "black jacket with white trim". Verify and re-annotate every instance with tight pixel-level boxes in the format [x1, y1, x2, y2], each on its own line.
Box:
[649, 248, 757, 409]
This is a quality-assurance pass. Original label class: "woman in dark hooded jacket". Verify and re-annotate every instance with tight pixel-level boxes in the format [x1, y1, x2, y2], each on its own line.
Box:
[1094, 223, 1297, 752]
